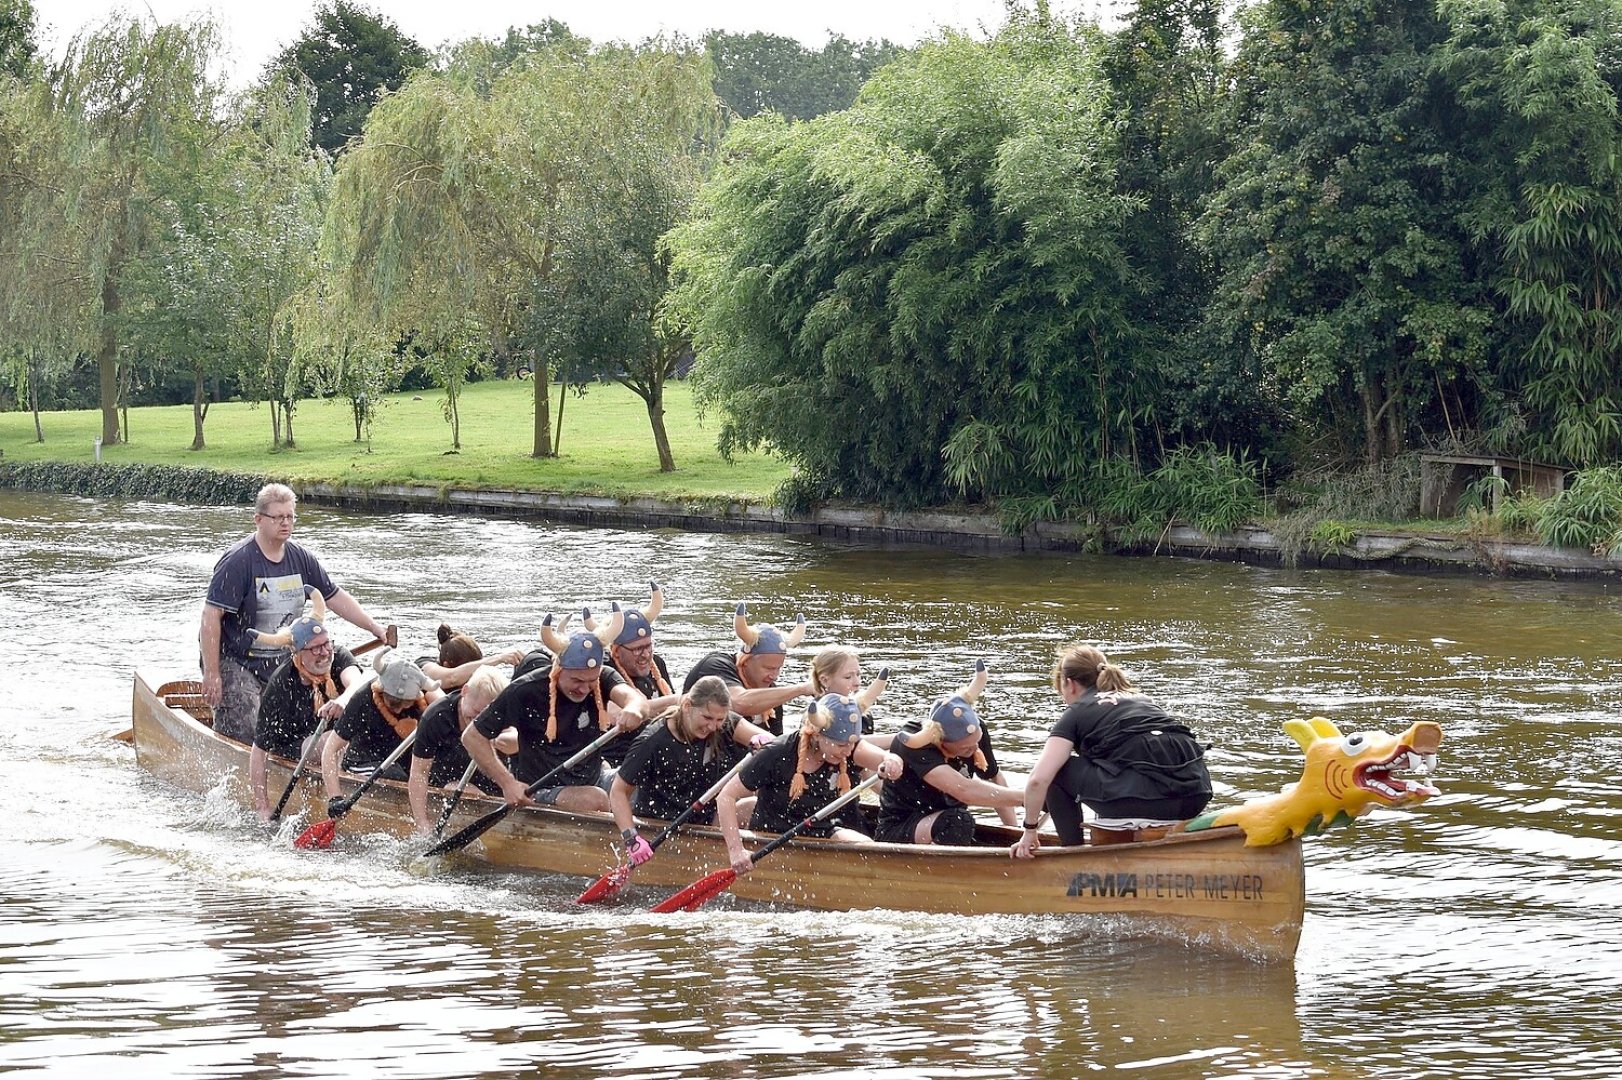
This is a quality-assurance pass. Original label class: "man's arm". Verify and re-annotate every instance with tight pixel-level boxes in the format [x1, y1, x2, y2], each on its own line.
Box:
[320, 734, 351, 798]
[461, 724, 529, 807]
[727, 679, 813, 718]
[324, 588, 387, 642]
[199, 605, 225, 706]
[407, 755, 435, 834]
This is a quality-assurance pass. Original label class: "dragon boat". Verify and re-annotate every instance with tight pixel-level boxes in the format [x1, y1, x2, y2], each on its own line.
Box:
[129, 670, 1442, 963]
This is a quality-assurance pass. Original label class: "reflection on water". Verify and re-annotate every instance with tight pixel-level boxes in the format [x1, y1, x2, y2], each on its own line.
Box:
[3, 488, 1621, 1076]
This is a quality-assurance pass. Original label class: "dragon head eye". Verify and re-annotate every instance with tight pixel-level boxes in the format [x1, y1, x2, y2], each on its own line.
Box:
[1340, 733, 1367, 754]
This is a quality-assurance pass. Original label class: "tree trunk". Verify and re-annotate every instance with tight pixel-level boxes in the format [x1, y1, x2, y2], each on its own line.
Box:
[271, 399, 282, 447]
[190, 365, 208, 450]
[531, 353, 553, 458]
[28, 356, 44, 443]
[644, 384, 675, 472]
[450, 385, 461, 450]
[97, 271, 123, 446]
[284, 399, 296, 448]
[1361, 369, 1380, 466]
[553, 376, 566, 456]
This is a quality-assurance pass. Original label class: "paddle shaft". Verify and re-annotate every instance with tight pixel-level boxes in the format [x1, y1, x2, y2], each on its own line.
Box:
[422, 724, 623, 858]
[432, 758, 480, 839]
[329, 728, 418, 818]
[269, 712, 334, 823]
[746, 771, 882, 867]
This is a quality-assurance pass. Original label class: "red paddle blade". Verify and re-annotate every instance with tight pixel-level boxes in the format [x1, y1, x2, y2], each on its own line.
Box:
[576, 863, 633, 905]
[293, 818, 338, 850]
[650, 869, 736, 913]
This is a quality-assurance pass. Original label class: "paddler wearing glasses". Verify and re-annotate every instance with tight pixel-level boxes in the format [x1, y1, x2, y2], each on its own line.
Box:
[608, 675, 774, 867]
[582, 584, 682, 771]
[247, 595, 368, 821]
[462, 610, 651, 814]
[682, 604, 813, 736]
[716, 693, 905, 875]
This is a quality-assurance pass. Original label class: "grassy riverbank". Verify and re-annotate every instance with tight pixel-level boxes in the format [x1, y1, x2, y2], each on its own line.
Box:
[0, 380, 790, 500]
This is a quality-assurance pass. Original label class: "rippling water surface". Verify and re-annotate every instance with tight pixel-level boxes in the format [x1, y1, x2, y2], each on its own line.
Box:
[4, 488, 1621, 1077]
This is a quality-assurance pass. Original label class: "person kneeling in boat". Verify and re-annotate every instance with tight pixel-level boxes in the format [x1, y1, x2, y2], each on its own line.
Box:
[682, 604, 812, 736]
[1010, 644, 1212, 858]
[419, 624, 526, 691]
[249, 610, 367, 821]
[321, 649, 440, 812]
[717, 693, 905, 874]
[876, 661, 1024, 845]
[407, 665, 515, 836]
[608, 675, 773, 865]
[462, 611, 650, 814]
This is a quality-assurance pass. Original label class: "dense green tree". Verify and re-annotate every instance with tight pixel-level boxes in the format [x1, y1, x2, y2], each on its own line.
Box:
[705, 30, 906, 119]
[1440, 0, 1622, 466]
[670, 14, 1142, 507]
[270, 1, 427, 155]
[1198, 0, 1491, 467]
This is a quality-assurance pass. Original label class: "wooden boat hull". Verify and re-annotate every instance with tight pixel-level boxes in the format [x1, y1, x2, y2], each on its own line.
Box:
[131, 671, 1304, 961]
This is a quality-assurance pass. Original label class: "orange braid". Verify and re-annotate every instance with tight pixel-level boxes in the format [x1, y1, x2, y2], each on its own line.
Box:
[788, 729, 851, 801]
[546, 666, 608, 741]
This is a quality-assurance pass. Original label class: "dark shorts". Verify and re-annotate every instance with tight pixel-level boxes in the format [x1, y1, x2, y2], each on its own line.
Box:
[213, 657, 265, 744]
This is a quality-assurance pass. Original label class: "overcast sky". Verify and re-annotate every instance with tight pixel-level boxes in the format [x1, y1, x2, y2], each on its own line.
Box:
[39, 1, 1115, 85]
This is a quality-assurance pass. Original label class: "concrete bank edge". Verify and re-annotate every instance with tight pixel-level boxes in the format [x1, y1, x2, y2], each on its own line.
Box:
[297, 480, 1622, 578]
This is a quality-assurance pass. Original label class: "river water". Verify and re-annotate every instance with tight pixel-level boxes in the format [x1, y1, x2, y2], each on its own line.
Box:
[3, 488, 1620, 1078]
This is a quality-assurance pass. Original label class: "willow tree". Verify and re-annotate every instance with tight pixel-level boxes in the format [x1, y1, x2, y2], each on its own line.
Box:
[323, 41, 717, 461]
[13, 17, 223, 446]
[669, 14, 1143, 508]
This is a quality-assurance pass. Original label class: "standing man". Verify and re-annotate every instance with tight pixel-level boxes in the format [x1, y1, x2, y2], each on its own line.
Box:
[682, 603, 812, 736]
[199, 483, 389, 742]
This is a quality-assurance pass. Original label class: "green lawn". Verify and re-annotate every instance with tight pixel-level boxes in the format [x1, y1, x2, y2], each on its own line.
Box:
[0, 379, 790, 501]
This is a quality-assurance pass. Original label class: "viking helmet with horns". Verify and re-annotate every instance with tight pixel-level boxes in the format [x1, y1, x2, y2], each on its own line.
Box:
[929, 659, 988, 742]
[734, 603, 806, 656]
[582, 583, 663, 647]
[541, 608, 623, 670]
[253, 588, 329, 650]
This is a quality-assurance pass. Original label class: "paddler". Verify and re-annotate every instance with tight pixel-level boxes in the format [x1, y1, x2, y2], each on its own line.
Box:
[716, 693, 905, 874]
[407, 665, 514, 835]
[462, 610, 650, 813]
[247, 596, 368, 821]
[682, 603, 813, 736]
[608, 675, 774, 866]
[875, 660, 1024, 845]
[321, 648, 440, 813]
[583, 584, 682, 770]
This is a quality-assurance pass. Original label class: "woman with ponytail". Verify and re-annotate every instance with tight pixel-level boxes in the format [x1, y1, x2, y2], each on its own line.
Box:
[716, 694, 904, 875]
[875, 660, 1025, 846]
[609, 676, 773, 866]
[419, 624, 526, 691]
[1010, 644, 1211, 857]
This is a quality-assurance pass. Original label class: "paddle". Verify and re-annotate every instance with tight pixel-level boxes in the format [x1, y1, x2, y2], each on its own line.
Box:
[420, 725, 624, 859]
[432, 758, 481, 841]
[293, 729, 418, 850]
[268, 712, 334, 824]
[650, 772, 883, 914]
[354, 624, 398, 657]
[576, 753, 755, 905]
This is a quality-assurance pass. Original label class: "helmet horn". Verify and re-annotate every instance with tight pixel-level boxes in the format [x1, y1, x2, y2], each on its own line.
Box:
[540, 613, 567, 655]
[960, 659, 988, 704]
[644, 582, 663, 623]
[734, 603, 759, 648]
[784, 613, 807, 649]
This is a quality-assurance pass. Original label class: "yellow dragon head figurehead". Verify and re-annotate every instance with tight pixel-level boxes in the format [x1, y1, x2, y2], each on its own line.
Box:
[1186, 717, 1443, 847]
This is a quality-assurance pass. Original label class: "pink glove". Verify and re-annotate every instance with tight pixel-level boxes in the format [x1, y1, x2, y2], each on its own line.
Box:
[625, 833, 654, 866]
[748, 732, 773, 751]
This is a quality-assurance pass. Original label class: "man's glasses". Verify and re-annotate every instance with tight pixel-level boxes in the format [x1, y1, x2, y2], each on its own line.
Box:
[259, 513, 297, 523]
